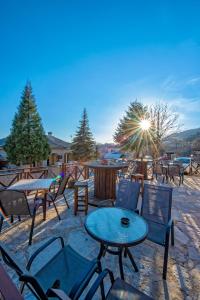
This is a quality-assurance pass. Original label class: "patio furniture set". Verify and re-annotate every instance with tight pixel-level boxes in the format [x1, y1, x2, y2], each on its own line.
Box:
[0, 163, 175, 299]
[153, 161, 184, 185]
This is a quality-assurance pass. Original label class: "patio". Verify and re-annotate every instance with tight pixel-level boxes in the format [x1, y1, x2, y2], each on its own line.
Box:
[0, 175, 200, 299]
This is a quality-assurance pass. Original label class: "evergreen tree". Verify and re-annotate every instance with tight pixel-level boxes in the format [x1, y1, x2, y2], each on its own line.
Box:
[114, 101, 151, 157]
[71, 109, 96, 161]
[4, 82, 50, 165]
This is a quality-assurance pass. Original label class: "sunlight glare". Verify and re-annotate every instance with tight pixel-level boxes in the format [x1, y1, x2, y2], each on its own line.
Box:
[139, 119, 151, 131]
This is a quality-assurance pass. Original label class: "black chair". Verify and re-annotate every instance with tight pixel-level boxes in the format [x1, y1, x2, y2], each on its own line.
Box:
[84, 268, 154, 300]
[167, 164, 184, 185]
[0, 237, 104, 300]
[37, 176, 70, 220]
[0, 189, 43, 245]
[141, 184, 174, 279]
[99, 179, 141, 212]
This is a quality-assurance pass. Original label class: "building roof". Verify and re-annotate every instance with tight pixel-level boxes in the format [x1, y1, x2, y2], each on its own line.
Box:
[46, 134, 71, 150]
[0, 135, 71, 150]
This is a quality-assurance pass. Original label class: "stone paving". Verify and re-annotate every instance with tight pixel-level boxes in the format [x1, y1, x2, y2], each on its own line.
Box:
[0, 176, 200, 300]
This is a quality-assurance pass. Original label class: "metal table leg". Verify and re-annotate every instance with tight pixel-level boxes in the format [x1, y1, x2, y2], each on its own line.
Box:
[119, 247, 124, 280]
[126, 247, 138, 272]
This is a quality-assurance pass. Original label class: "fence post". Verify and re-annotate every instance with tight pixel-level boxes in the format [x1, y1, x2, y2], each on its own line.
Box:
[84, 166, 89, 179]
[74, 165, 78, 180]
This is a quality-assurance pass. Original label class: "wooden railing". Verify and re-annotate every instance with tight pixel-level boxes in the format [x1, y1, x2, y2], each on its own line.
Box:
[0, 164, 93, 187]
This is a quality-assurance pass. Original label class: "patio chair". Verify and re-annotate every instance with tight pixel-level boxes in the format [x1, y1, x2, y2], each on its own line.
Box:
[167, 164, 184, 185]
[153, 162, 166, 182]
[98, 179, 141, 212]
[0, 189, 43, 245]
[0, 237, 104, 300]
[37, 176, 70, 220]
[84, 268, 154, 300]
[0, 262, 24, 300]
[141, 184, 174, 279]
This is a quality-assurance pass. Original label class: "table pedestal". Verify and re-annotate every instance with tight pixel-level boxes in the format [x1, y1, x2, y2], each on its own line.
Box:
[94, 168, 117, 199]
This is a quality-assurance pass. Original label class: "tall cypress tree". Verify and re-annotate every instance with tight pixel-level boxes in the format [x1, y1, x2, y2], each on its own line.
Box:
[71, 109, 96, 161]
[4, 82, 50, 165]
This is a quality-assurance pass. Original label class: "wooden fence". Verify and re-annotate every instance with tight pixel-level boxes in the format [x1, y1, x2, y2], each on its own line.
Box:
[0, 164, 93, 187]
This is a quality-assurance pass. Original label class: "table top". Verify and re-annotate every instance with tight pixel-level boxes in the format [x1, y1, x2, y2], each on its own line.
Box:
[84, 162, 129, 169]
[85, 207, 148, 247]
[7, 178, 54, 191]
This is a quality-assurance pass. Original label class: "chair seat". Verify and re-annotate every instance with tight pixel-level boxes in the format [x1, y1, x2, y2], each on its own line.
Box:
[34, 245, 96, 296]
[106, 278, 153, 300]
[146, 220, 167, 246]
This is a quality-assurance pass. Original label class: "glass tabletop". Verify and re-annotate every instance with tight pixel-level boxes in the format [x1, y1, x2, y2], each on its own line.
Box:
[85, 207, 148, 246]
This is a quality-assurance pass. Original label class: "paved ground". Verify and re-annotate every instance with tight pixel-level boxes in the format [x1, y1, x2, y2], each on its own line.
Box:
[0, 176, 200, 299]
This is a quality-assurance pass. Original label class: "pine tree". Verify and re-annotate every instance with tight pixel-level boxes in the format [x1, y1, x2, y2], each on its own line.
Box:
[71, 109, 96, 161]
[114, 101, 151, 157]
[4, 82, 50, 165]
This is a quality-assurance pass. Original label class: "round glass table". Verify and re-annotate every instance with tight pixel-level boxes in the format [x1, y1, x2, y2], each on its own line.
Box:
[85, 207, 148, 279]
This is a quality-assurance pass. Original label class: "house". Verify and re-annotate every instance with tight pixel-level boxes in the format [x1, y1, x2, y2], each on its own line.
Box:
[0, 133, 72, 167]
[46, 132, 72, 165]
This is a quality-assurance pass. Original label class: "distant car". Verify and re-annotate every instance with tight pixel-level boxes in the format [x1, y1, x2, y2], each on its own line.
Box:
[174, 157, 192, 174]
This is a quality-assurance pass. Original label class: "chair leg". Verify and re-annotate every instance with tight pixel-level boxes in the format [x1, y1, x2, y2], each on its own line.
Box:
[52, 201, 61, 220]
[29, 209, 36, 246]
[171, 221, 175, 246]
[97, 260, 106, 300]
[163, 241, 169, 280]
[0, 216, 4, 232]
[63, 194, 70, 209]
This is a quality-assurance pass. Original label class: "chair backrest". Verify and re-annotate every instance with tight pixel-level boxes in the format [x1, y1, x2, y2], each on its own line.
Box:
[56, 176, 70, 197]
[141, 184, 173, 225]
[0, 190, 30, 217]
[115, 180, 140, 211]
[0, 262, 24, 300]
[168, 164, 181, 177]
[153, 163, 163, 175]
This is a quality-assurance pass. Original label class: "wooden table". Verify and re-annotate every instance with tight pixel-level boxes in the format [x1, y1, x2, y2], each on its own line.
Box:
[85, 162, 128, 200]
[8, 178, 54, 220]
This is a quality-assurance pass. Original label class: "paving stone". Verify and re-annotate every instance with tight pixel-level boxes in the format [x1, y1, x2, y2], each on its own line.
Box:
[0, 176, 200, 299]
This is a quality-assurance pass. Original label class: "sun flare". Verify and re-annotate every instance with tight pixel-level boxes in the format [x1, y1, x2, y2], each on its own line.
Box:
[139, 119, 151, 131]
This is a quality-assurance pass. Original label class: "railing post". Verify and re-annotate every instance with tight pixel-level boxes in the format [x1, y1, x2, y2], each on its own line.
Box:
[74, 165, 78, 180]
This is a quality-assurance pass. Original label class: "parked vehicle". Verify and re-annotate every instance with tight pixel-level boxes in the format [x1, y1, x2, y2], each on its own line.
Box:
[174, 157, 192, 174]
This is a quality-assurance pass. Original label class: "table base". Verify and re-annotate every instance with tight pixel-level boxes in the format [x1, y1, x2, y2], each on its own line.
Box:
[98, 243, 138, 280]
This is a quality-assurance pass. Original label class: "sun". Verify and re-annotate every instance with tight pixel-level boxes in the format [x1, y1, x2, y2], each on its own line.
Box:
[139, 119, 151, 131]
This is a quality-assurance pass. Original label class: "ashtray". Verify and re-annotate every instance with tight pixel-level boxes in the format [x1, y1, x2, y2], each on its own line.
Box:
[121, 217, 130, 227]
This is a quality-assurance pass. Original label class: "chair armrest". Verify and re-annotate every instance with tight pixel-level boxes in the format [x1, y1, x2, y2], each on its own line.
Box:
[19, 274, 47, 299]
[26, 237, 64, 270]
[85, 269, 115, 300]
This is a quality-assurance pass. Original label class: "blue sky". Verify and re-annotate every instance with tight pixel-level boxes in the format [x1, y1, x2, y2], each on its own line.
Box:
[0, 0, 200, 142]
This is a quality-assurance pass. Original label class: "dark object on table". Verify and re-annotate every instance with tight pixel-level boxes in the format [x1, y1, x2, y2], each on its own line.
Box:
[0, 237, 103, 300]
[85, 268, 154, 300]
[141, 184, 174, 280]
[0, 189, 45, 245]
[99, 179, 140, 213]
[121, 217, 130, 226]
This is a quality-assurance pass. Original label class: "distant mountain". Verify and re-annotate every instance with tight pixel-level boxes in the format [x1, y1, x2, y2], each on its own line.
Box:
[165, 128, 200, 142]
